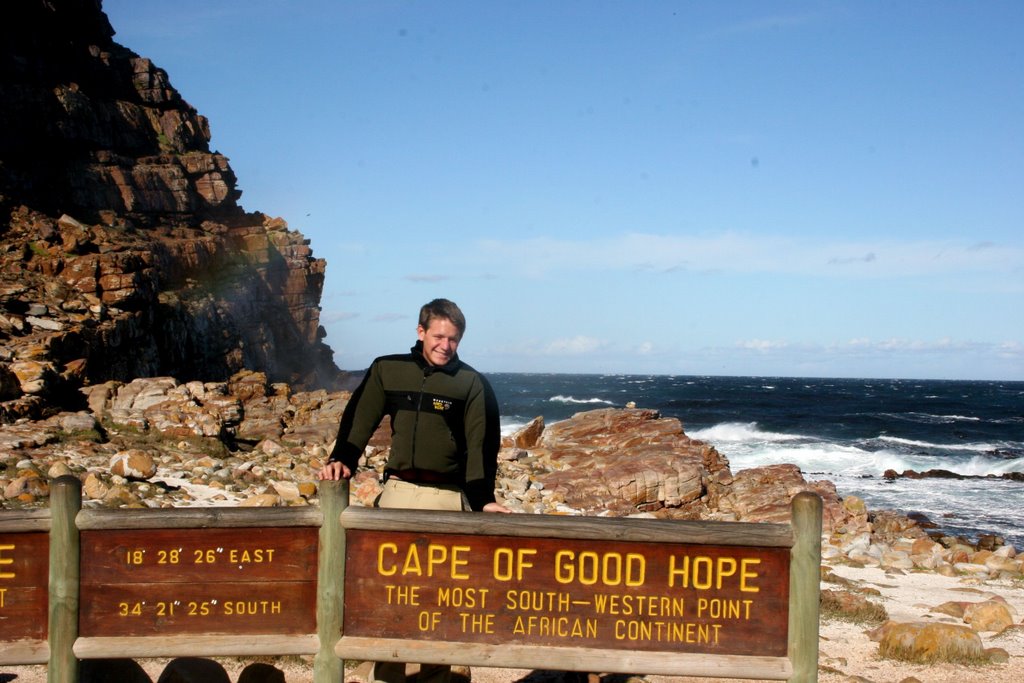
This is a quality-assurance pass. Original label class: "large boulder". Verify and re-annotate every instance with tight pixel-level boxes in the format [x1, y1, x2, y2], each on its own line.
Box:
[710, 463, 849, 532]
[509, 408, 729, 516]
[870, 621, 987, 664]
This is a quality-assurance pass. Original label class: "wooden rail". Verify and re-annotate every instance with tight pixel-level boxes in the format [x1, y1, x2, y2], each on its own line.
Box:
[0, 475, 820, 683]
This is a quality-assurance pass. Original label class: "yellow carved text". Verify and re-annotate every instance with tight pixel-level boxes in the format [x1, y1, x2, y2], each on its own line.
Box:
[667, 555, 761, 592]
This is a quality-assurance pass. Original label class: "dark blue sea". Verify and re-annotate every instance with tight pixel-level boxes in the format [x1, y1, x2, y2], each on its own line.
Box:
[489, 374, 1024, 549]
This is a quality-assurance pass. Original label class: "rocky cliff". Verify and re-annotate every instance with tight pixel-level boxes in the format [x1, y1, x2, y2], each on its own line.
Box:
[0, 0, 340, 424]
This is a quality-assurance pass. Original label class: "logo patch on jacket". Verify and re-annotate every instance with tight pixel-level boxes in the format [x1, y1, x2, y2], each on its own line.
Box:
[431, 397, 453, 412]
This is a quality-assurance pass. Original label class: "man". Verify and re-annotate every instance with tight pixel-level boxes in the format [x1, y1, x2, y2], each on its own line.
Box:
[318, 298, 510, 683]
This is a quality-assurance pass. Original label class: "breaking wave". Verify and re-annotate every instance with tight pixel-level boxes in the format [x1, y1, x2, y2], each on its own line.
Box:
[548, 395, 615, 406]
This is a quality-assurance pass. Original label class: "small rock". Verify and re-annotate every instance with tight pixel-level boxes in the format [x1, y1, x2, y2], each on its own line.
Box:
[110, 449, 158, 480]
[48, 461, 74, 478]
[102, 483, 140, 507]
[238, 493, 281, 507]
[59, 411, 98, 434]
[511, 416, 544, 449]
[843, 495, 866, 515]
[930, 601, 967, 619]
[82, 472, 109, 500]
[259, 439, 285, 455]
[3, 473, 49, 499]
[9, 360, 57, 394]
[271, 480, 301, 502]
[963, 600, 1015, 633]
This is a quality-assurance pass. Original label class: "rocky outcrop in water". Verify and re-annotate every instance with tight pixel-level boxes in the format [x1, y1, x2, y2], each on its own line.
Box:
[884, 468, 1024, 483]
[0, 0, 340, 425]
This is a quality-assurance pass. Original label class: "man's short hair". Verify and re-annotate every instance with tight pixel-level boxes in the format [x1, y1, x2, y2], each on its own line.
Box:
[419, 298, 466, 337]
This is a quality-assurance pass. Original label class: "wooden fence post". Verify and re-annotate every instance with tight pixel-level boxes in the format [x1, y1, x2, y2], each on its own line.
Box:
[48, 475, 82, 683]
[787, 491, 822, 683]
[314, 479, 349, 683]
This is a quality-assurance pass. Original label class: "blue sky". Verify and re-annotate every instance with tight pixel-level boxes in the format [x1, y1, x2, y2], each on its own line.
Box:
[102, 1, 1023, 380]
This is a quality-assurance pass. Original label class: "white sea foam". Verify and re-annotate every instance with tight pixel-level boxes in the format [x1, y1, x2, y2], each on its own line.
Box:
[879, 411, 982, 424]
[960, 454, 1024, 475]
[727, 443, 884, 475]
[875, 435, 1003, 452]
[548, 395, 615, 406]
[689, 421, 806, 443]
[725, 441, 1024, 478]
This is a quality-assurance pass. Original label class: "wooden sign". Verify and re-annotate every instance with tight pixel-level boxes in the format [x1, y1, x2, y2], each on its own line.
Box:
[344, 527, 790, 657]
[0, 481, 821, 682]
[0, 532, 49, 643]
[79, 527, 318, 637]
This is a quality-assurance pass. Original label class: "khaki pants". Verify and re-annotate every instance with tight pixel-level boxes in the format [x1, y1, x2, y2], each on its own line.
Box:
[370, 478, 470, 683]
[376, 478, 471, 511]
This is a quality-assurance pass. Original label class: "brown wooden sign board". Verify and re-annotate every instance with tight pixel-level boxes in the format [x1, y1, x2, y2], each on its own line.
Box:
[79, 527, 318, 637]
[344, 528, 790, 657]
[0, 532, 49, 643]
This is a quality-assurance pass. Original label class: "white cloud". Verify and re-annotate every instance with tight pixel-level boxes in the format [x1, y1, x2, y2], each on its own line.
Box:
[482, 336, 611, 359]
[471, 233, 1024, 280]
[827, 252, 877, 265]
[320, 310, 360, 323]
[371, 313, 408, 323]
[733, 336, 1011, 357]
[996, 341, 1024, 358]
[404, 274, 448, 283]
[544, 336, 607, 355]
[737, 339, 790, 352]
[706, 11, 831, 41]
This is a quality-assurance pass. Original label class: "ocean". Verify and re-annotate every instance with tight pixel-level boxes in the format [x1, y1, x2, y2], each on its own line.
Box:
[489, 374, 1024, 549]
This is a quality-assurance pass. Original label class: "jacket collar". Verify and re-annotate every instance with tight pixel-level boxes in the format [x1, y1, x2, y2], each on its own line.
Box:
[411, 341, 461, 375]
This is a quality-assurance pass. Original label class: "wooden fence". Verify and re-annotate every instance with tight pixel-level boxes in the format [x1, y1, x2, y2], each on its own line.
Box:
[0, 475, 821, 683]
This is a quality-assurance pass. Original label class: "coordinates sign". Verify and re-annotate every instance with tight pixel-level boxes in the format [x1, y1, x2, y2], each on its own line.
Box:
[79, 527, 318, 637]
[343, 529, 790, 657]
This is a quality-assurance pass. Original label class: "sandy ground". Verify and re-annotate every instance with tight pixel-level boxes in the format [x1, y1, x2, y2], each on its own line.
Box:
[3, 563, 1023, 683]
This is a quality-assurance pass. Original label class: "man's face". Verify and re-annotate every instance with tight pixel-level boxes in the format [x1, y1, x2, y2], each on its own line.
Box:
[417, 317, 462, 366]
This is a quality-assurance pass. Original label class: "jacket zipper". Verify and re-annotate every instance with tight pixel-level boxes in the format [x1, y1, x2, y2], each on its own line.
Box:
[410, 370, 429, 469]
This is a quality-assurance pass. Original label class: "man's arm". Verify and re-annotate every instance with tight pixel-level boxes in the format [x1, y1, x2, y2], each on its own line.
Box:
[463, 373, 511, 513]
[318, 361, 387, 480]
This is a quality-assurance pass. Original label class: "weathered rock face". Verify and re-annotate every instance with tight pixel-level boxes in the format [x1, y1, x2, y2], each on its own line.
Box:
[1, 1, 232, 222]
[708, 462, 846, 529]
[522, 407, 731, 517]
[0, 0, 340, 424]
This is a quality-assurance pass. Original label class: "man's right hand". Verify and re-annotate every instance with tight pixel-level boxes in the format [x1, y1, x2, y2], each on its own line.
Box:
[317, 461, 352, 481]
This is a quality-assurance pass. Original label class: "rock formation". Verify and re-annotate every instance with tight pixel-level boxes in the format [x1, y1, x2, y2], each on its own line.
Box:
[4, 380, 1021, 587]
[3, 379, 1023, 672]
[0, 0, 340, 424]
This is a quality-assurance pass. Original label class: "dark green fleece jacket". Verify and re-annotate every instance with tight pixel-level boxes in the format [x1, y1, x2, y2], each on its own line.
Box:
[327, 342, 500, 510]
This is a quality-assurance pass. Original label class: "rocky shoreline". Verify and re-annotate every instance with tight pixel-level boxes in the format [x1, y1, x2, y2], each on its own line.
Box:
[2, 372, 1023, 681]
